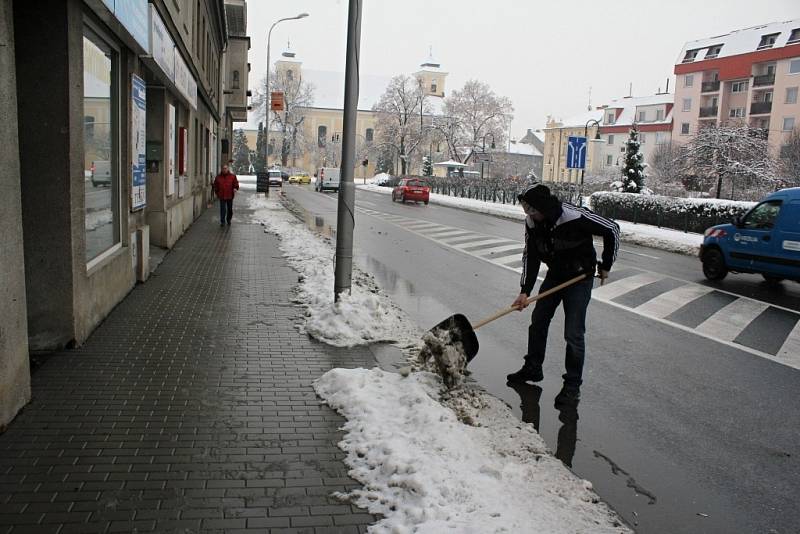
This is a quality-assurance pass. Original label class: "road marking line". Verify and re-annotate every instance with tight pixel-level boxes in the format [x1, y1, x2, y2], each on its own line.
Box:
[423, 228, 473, 238]
[452, 238, 510, 250]
[478, 243, 525, 257]
[636, 284, 714, 319]
[494, 253, 525, 265]
[439, 234, 488, 245]
[400, 221, 445, 230]
[777, 322, 800, 369]
[696, 299, 770, 342]
[591, 272, 664, 300]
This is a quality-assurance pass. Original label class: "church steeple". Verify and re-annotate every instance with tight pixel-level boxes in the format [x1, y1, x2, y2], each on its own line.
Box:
[275, 40, 302, 81]
[415, 46, 447, 98]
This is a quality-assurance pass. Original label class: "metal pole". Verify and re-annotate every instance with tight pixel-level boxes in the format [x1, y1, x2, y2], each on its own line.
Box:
[334, 0, 362, 300]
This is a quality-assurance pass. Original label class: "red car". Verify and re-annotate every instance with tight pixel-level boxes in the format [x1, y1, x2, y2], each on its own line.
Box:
[392, 178, 430, 205]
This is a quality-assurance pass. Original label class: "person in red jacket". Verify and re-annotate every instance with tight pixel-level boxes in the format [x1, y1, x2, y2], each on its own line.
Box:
[213, 165, 239, 226]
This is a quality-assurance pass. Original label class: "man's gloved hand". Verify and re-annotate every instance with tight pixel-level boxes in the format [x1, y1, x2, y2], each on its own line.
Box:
[596, 262, 609, 286]
[512, 292, 529, 310]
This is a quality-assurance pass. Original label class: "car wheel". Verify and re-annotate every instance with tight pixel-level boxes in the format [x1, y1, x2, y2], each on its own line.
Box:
[91, 180, 97, 187]
[424, 200, 429, 205]
[762, 274, 784, 285]
[702, 248, 728, 281]
[399, 194, 405, 203]
[391, 192, 396, 202]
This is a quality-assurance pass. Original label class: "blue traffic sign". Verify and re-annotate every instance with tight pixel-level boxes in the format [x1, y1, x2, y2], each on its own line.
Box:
[566, 136, 587, 169]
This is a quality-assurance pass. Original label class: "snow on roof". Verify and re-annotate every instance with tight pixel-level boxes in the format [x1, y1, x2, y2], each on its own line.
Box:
[434, 160, 467, 167]
[677, 18, 800, 64]
[608, 94, 674, 126]
[507, 141, 542, 157]
[550, 109, 604, 129]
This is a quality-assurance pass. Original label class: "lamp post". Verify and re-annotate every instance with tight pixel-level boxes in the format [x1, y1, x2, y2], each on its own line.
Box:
[480, 132, 496, 180]
[264, 13, 309, 171]
[580, 118, 602, 205]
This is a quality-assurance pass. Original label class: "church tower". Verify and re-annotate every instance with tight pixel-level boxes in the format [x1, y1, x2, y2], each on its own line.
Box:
[275, 42, 302, 82]
[414, 49, 447, 98]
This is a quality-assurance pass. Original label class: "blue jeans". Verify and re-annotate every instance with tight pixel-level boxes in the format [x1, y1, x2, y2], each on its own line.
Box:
[219, 199, 233, 224]
[526, 275, 593, 387]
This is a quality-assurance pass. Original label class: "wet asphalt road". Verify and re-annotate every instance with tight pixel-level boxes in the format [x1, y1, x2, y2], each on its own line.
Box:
[278, 184, 800, 534]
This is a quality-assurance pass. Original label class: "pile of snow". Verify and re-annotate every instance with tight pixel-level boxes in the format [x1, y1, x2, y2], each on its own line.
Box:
[247, 195, 419, 347]
[314, 367, 630, 533]
[85, 209, 113, 231]
[368, 172, 394, 186]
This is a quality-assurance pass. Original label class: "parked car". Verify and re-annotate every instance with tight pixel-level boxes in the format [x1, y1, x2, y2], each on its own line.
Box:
[268, 169, 282, 187]
[700, 187, 800, 284]
[289, 172, 311, 185]
[91, 160, 111, 187]
[315, 167, 341, 192]
[281, 171, 289, 181]
[392, 178, 430, 205]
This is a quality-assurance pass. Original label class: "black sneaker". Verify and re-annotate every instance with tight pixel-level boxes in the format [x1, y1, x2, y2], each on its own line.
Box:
[506, 364, 544, 384]
[554, 385, 581, 406]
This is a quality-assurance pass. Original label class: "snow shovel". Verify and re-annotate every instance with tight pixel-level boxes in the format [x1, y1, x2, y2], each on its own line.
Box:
[424, 273, 590, 365]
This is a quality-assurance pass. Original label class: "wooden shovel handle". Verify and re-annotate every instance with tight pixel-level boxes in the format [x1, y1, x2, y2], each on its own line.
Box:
[471, 274, 589, 330]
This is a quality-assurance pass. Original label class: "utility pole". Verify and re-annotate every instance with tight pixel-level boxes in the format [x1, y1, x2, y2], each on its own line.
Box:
[333, 0, 362, 300]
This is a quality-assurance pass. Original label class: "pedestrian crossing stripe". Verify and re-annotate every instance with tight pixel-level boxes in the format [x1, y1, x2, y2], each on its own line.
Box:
[357, 206, 800, 370]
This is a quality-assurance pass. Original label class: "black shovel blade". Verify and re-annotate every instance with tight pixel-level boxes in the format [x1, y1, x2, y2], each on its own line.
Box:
[428, 313, 479, 363]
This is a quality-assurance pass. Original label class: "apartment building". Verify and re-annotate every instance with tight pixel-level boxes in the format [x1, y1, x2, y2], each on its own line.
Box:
[542, 93, 674, 183]
[673, 19, 800, 154]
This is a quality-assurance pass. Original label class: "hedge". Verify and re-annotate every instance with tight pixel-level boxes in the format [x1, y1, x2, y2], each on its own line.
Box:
[590, 192, 755, 234]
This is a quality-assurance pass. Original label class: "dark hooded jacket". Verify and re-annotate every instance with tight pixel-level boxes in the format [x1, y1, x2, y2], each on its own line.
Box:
[519, 186, 620, 294]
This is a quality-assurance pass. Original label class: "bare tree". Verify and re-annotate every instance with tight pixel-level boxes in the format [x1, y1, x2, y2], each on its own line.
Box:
[373, 75, 430, 175]
[680, 124, 778, 199]
[779, 127, 800, 188]
[648, 141, 684, 194]
[435, 80, 514, 163]
[251, 69, 315, 168]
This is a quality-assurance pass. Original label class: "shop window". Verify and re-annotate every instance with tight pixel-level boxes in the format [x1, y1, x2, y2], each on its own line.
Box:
[83, 24, 120, 263]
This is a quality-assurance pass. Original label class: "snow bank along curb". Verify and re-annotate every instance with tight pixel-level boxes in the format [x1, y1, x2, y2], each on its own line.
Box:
[247, 195, 420, 348]
[250, 194, 630, 532]
[358, 184, 704, 256]
[314, 368, 631, 533]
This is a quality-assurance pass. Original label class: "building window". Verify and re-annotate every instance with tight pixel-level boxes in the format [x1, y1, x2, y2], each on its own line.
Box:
[783, 117, 795, 131]
[757, 33, 779, 50]
[706, 45, 723, 59]
[606, 112, 615, 124]
[431, 81, 437, 93]
[731, 81, 748, 93]
[607, 134, 614, 145]
[681, 122, 690, 135]
[729, 107, 745, 118]
[656, 109, 664, 121]
[789, 29, 800, 44]
[638, 111, 647, 122]
[790, 59, 800, 75]
[682, 49, 699, 63]
[684, 74, 694, 87]
[682, 98, 692, 112]
[83, 24, 120, 264]
[787, 87, 798, 105]
[640, 133, 646, 144]
[287, 69, 293, 81]
[606, 155, 613, 166]
[232, 70, 240, 89]
[365, 128, 374, 142]
[317, 125, 327, 147]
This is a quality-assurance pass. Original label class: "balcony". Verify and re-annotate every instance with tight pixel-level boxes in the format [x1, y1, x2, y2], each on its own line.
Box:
[752, 74, 775, 87]
[699, 106, 718, 118]
[750, 101, 772, 115]
[701, 81, 720, 93]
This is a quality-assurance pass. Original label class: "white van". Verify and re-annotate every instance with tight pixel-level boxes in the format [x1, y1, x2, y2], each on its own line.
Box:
[315, 167, 340, 192]
[91, 160, 112, 187]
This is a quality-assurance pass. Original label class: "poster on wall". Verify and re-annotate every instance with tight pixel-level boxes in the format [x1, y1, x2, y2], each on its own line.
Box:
[131, 74, 147, 211]
[167, 103, 176, 196]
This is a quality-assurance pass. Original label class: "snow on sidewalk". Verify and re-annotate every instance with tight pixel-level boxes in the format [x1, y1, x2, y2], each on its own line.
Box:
[357, 183, 704, 256]
[250, 193, 630, 533]
[315, 368, 630, 533]
[247, 194, 420, 347]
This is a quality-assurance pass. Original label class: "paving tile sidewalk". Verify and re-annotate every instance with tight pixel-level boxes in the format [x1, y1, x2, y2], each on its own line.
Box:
[0, 195, 377, 534]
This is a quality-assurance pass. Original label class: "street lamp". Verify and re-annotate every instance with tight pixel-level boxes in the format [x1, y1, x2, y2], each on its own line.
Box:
[580, 118, 602, 205]
[480, 132, 496, 180]
[265, 13, 309, 171]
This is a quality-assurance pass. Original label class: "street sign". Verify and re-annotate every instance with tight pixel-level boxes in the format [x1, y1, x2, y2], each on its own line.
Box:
[566, 136, 587, 169]
[270, 91, 285, 111]
[473, 151, 492, 163]
[256, 172, 269, 192]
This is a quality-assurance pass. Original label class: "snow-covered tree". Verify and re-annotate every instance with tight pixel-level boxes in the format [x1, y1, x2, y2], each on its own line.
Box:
[231, 129, 250, 174]
[681, 124, 778, 199]
[374, 74, 430, 175]
[434, 80, 513, 163]
[251, 69, 315, 167]
[779, 127, 800, 188]
[254, 122, 266, 173]
[422, 156, 433, 176]
[648, 141, 684, 194]
[619, 126, 646, 193]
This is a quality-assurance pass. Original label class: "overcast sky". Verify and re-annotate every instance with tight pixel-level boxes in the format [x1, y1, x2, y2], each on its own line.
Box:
[246, 0, 798, 139]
